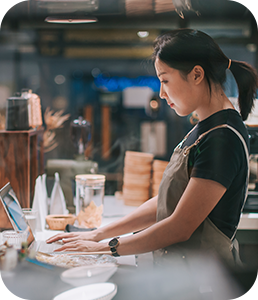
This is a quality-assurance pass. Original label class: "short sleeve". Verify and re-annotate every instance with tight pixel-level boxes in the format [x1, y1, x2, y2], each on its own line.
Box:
[189, 128, 245, 188]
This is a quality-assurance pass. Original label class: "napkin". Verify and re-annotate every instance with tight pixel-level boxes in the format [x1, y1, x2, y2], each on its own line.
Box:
[41, 173, 49, 213]
[32, 175, 48, 231]
[50, 172, 68, 215]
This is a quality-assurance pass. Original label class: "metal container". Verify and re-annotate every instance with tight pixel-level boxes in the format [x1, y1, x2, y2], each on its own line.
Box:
[6, 94, 30, 130]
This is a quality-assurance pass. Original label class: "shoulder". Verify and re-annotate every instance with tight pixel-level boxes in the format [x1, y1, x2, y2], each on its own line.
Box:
[187, 110, 249, 177]
[201, 112, 249, 156]
[187, 109, 249, 151]
[199, 126, 246, 158]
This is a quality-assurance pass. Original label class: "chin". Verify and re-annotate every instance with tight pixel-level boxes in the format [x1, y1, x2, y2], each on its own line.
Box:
[174, 109, 190, 117]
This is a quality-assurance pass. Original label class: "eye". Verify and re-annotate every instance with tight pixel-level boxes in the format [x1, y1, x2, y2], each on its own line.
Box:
[161, 80, 168, 84]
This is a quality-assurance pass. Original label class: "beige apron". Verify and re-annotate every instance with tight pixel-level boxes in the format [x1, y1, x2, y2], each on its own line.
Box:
[153, 124, 249, 268]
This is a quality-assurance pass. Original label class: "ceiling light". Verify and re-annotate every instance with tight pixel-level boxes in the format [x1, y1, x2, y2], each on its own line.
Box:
[137, 31, 149, 38]
[45, 16, 98, 24]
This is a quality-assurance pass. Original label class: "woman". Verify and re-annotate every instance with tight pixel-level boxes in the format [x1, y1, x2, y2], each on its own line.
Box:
[47, 29, 258, 267]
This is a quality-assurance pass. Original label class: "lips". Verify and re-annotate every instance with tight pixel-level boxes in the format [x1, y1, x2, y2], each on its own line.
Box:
[166, 100, 174, 109]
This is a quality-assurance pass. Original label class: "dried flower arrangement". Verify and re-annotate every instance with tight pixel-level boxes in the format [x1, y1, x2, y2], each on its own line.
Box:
[43, 107, 70, 153]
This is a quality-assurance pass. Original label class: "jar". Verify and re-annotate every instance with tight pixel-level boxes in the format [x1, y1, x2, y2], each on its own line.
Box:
[75, 174, 106, 216]
[2, 230, 27, 250]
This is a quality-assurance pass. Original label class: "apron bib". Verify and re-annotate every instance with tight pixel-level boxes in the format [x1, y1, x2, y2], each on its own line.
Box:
[154, 125, 249, 268]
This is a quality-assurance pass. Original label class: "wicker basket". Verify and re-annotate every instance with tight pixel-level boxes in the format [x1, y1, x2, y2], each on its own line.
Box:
[46, 214, 76, 231]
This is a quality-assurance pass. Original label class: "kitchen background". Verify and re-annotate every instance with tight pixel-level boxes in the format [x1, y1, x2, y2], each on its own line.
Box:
[0, 0, 257, 197]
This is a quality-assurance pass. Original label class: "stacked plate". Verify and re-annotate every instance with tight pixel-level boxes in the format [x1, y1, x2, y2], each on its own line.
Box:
[122, 151, 154, 206]
[152, 159, 169, 197]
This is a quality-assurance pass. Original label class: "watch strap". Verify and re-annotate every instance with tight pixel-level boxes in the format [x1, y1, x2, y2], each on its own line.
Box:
[108, 237, 120, 257]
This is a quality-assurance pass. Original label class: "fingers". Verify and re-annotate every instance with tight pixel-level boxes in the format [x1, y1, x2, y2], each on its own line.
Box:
[46, 234, 63, 243]
[62, 237, 78, 243]
[53, 245, 72, 252]
[46, 233, 75, 243]
[53, 242, 82, 252]
[53, 240, 100, 253]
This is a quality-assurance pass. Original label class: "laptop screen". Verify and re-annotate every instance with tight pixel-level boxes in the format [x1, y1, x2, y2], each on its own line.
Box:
[0, 183, 35, 246]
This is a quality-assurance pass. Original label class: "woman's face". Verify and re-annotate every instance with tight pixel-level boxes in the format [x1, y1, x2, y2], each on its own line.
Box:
[155, 58, 200, 117]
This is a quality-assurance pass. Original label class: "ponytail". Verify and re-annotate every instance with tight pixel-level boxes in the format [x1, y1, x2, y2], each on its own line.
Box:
[229, 60, 258, 121]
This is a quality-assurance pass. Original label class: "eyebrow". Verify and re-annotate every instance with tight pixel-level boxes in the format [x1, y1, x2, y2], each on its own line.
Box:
[157, 72, 167, 77]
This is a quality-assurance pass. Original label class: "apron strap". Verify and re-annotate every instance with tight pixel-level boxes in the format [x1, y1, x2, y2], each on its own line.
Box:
[183, 124, 250, 240]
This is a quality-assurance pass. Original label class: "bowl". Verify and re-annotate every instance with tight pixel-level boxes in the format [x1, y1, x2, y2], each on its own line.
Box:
[53, 283, 117, 300]
[46, 214, 76, 231]
[60, 263, 117, 287]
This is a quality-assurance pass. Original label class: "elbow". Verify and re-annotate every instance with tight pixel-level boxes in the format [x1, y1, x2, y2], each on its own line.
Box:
[179, 231, 193, 243]
[165, 232, 190, 246]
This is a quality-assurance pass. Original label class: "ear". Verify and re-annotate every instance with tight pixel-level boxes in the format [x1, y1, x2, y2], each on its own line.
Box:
[190, 65, 205, 85]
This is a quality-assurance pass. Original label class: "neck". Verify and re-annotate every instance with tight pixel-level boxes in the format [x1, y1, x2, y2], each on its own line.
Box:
[195, 83, 235, 121]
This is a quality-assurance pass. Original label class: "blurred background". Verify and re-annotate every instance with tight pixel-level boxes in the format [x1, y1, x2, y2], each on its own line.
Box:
[0, 1, 257, 294]
[0, 0, 257, 199]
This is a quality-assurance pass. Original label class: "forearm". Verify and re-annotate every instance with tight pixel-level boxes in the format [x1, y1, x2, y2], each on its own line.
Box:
[54, 209, 188, 254]
[106, 177, 228, 256]
[51, 178, 227, 255]
[120, 217, 184, 255]
[94, 195, 158, 241]
[99, 214, 187, 255]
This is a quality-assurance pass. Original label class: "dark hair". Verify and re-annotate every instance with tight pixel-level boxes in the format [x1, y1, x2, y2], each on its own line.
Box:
[153, 28, 258, 121]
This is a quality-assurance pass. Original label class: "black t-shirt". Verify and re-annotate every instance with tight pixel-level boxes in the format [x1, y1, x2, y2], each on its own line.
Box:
[181, 109, 249, 239]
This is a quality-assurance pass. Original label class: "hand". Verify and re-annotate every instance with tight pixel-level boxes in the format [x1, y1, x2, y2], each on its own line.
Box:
[53, 240, 109, 253]
[46, 231, 98, 245]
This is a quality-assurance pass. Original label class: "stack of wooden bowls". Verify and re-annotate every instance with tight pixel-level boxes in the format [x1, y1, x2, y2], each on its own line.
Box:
[152, 159, 169, 197]
[122, 151, 154, 206]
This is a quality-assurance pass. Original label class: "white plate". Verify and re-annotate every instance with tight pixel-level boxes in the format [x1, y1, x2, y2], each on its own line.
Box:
[53, 283, 117, 300]
[60, 264, 117, 287]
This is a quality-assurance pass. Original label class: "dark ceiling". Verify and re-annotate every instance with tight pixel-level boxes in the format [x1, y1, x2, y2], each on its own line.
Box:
[1, 0, 256, 30]
[0, 0, 257, 65]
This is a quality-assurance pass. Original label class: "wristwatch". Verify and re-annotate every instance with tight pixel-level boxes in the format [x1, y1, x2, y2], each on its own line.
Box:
[108, 237, 120, 257]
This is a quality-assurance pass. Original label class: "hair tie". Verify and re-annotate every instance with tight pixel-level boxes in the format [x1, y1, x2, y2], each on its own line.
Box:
[227, 59, 232, 70]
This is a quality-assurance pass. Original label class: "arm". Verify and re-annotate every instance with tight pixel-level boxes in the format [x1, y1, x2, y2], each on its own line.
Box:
[53, 177, 227, 254]
[47, 195, 158, 244]
[116, 177, 227, 255]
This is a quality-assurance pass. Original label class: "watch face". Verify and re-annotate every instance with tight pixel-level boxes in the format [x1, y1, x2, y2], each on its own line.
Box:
[109, 238, 119, 247]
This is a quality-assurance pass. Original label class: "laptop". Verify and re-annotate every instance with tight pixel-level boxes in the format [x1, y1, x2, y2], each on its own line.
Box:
[0, 182, 61, 253]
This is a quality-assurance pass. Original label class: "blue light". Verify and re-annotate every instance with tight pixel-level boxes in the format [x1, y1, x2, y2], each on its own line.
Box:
[94, 74, 160, 92]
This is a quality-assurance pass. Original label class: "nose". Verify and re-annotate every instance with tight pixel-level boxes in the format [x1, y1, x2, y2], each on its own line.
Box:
[159, 83, 166, 100]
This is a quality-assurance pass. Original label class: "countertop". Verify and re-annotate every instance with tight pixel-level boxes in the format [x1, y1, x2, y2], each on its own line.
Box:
[1, 196, 258, 300]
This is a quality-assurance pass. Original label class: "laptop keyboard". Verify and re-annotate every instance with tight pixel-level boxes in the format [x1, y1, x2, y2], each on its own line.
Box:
[37, 240, 62, 253]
